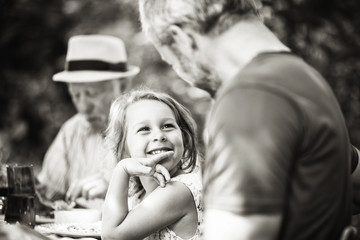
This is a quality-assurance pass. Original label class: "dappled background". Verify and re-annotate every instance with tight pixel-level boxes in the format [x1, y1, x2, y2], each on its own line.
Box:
[1, 0, 360, 167]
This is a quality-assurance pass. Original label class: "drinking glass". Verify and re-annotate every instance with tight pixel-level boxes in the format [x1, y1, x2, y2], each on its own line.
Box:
[0, 164, 7, 215]
[5, 164, 36, 228]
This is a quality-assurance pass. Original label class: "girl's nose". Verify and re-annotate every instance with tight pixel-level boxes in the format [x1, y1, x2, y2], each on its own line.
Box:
[153, 131, 167, 142]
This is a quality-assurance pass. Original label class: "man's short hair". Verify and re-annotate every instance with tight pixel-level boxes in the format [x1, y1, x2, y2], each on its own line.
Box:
[139, 0, 262, 45]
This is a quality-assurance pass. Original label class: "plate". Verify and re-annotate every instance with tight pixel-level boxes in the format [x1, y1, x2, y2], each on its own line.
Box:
[54, 209, 101, 224]
[35, 221, 101, 238]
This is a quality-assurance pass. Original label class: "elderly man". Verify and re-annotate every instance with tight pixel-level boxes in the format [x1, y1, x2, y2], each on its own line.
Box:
[36, 35, 139, 203]
[138, 1, 359, 240]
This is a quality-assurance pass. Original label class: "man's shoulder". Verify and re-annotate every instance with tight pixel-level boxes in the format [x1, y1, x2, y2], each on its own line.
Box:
[61, 114, 87, 129]
[53, 114, 101, 151]
[227, 52, 304, 89]
[216, 52, 327, 106]
[58, 114, 90, 138]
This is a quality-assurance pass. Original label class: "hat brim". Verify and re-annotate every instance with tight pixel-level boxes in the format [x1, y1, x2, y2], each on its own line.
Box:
[52, 65, 140, 83]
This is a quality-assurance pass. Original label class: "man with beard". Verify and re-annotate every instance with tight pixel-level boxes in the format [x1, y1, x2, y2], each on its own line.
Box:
[37, 35, 139, 204]
[138, 0, 359, 239]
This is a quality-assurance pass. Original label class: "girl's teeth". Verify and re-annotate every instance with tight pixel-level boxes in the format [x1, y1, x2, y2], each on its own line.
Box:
[151, 150, 168, 155]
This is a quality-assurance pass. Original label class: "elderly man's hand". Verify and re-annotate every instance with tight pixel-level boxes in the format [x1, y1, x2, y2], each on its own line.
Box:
[66, 174, 108, 202]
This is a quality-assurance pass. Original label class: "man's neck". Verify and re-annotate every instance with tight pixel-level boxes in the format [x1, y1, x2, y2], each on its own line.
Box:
[204, 20, 290, 85]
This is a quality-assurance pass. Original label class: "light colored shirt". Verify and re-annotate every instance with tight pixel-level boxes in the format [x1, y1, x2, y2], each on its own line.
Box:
[37, 114, 116, 200]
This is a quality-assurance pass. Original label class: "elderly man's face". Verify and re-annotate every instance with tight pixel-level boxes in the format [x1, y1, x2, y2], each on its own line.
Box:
[68, 80, 118, 132]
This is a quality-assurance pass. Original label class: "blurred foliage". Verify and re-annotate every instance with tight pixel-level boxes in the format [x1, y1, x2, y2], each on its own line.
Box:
[266, 0, 360, 146]
[0, 0, 359, 179]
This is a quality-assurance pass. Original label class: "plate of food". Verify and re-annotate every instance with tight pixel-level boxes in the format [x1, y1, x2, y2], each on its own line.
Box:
[35, 221, 102, 238]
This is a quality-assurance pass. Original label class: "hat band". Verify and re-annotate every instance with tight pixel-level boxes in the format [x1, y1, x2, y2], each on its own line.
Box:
[66, 60, 128, 72]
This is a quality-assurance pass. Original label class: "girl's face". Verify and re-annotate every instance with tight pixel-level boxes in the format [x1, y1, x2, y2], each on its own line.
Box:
[125, 100, 184, 174]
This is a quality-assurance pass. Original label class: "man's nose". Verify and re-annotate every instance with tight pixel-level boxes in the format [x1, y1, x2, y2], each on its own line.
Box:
[76, 95, 94, 115]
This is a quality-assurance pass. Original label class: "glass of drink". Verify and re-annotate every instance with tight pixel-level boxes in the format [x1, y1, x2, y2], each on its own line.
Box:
[5, 164, 36, 228]
[0, 164, 7, 215]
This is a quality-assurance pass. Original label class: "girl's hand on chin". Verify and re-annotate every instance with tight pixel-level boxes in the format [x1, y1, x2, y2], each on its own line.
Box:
[120, 151, 174, 187]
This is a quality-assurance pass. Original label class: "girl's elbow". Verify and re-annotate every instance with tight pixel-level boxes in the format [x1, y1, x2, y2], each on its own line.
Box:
[101, 232, 111, 240]
[102, 228, 117, 240]
[102, 228, 129, 240]
[102, 233, 118, 240]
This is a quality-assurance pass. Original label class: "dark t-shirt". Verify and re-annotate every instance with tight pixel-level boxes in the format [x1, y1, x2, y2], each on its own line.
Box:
[203, 52, 352, 240]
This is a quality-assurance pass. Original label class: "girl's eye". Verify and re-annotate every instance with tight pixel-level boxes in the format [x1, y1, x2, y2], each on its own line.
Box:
[162, 124, 175, 130]
[137, 127, 150, 133]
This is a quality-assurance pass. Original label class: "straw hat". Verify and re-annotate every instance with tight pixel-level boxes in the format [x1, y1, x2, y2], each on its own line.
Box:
[53, 35, 140, 82]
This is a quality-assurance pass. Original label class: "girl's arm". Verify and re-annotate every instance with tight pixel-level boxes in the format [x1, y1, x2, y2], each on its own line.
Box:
[102, 151, 197, 240]
[102, 161, 130, 239]
[102, 151, 172, 238]
[103, 175, 195, 240]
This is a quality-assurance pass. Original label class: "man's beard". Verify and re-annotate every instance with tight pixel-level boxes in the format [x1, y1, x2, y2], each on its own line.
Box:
[173, 46, 221, 98]
[193, 64, 221, 98]
[87, 117, 106, 134]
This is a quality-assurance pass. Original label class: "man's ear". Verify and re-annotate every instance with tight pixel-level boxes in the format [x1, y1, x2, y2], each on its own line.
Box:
[120, 77, 131, 92]
[113, 78, 130, 95]
[168, 24, 199, 51]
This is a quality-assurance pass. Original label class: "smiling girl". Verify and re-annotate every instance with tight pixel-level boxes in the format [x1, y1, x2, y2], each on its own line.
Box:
[102, 89, 203, 240]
